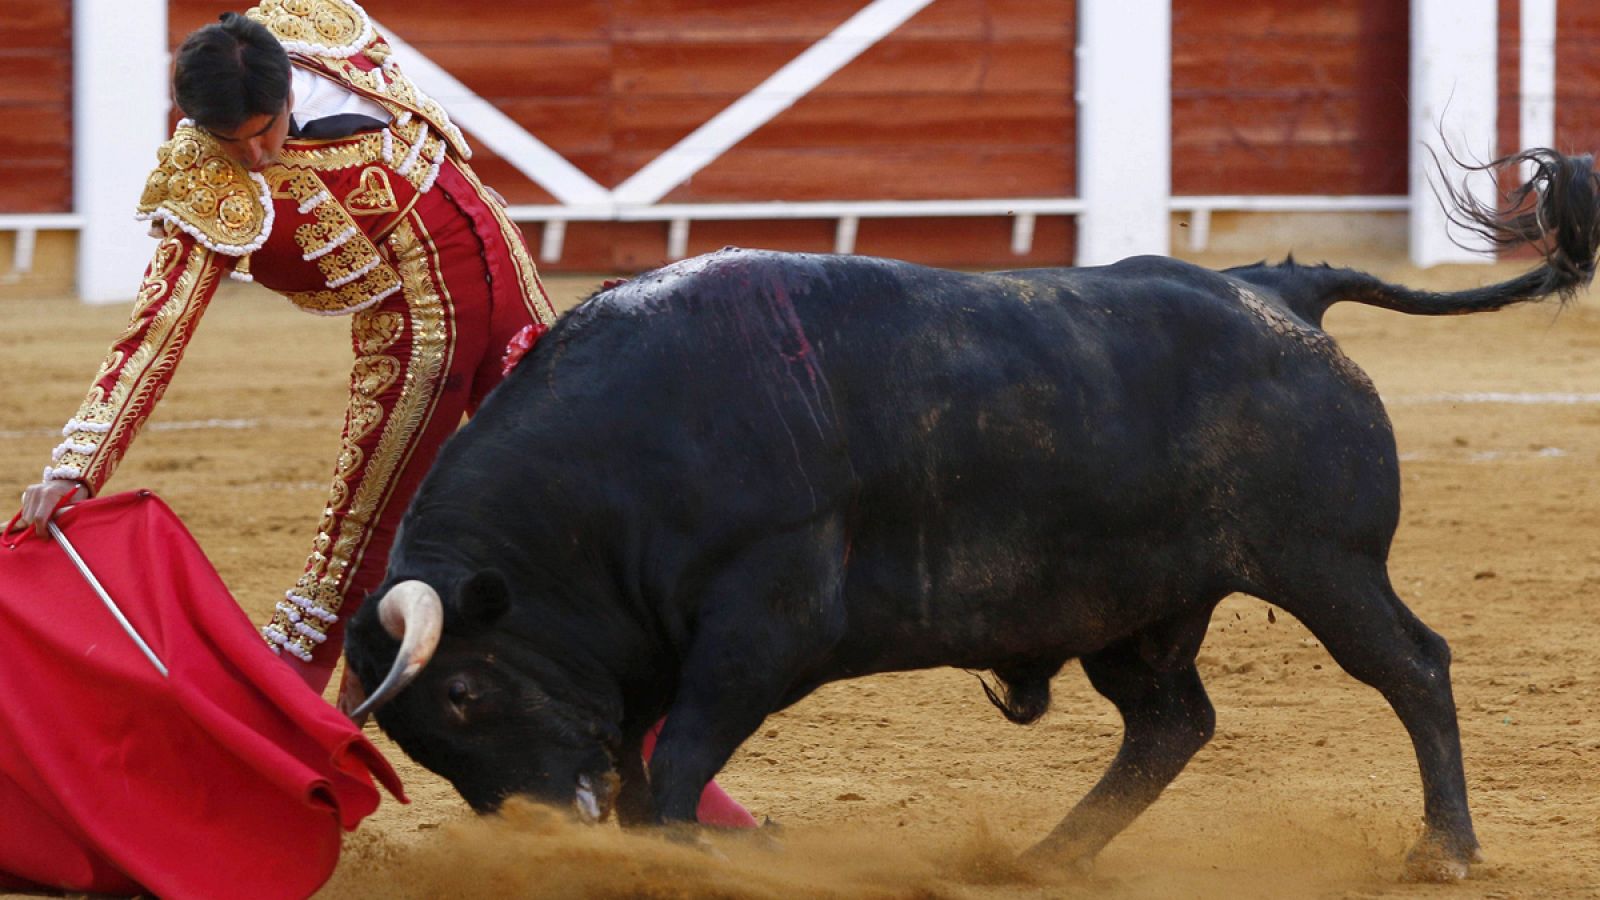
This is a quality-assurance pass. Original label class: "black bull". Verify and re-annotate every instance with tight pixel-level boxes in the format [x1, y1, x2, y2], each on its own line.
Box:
[347, 150, 1598, 881]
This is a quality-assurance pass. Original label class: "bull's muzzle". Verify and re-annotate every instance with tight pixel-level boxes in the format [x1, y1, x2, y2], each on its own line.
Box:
[348, 580, 444, 720]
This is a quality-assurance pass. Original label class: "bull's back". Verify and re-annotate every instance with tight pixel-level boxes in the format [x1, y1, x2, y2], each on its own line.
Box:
[500, 250, 1400, 671]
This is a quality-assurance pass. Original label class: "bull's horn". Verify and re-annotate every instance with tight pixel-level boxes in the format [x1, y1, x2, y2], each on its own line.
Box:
[349, 580, 443, 721]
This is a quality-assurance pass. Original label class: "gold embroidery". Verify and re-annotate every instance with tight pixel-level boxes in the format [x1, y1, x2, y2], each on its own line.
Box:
[324, 216, 451, 585]
[335, 443, 365, 481]
[58, 245, 218, 489]
[92, 352, 126, 388]
[294, 219, 342, 253]
[274, 127, 442, 193]
[346, 166, 398, 215]
[344, 396, 385, 443]
[138, 125, 269, 254]
[146, 238, 183, 284]
[248, 0, 369, 55]
[116, 240, 184, 346]
[353, 310, 402, 354]
[283, 267, 402, 315]
[277, 132, 386, 171]
[351, 355, 401, 396]
[132, 238, 183, 313]
[268, 213, 454, 662]
[267, 167, 401, 314]
[106, 248, 213, 413]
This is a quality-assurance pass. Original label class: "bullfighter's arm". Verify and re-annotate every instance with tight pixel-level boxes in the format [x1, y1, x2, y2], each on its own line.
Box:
[34, 121, 263, 508]
[39, 229, 228, 497]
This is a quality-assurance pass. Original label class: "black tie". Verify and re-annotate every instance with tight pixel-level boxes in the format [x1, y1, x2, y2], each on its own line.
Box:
[289, 113, 389, 140]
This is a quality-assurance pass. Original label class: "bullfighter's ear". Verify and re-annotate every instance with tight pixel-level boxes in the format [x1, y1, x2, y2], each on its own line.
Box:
[458, 569, 510, 627]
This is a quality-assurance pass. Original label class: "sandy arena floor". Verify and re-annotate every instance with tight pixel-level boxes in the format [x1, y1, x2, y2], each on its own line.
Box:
[2, 257, 1597, 899]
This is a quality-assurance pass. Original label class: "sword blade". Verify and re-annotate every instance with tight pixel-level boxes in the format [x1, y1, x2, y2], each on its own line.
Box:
[48, 520, 169, 679]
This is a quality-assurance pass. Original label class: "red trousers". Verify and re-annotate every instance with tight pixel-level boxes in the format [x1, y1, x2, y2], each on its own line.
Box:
[264, 160, 552, 674]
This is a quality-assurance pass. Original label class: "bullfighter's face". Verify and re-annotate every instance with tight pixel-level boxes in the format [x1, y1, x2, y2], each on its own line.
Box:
[200, 93, 293, 171]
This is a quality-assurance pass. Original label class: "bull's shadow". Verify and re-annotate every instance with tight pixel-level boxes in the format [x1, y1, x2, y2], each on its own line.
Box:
[344, 148, 1597, 883]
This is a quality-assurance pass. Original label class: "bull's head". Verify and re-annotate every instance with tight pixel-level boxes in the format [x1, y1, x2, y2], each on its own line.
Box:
[345, 571, 622, 820]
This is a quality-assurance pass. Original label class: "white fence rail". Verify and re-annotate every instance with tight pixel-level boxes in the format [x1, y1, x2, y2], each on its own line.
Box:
[5, 194, 1420, 282]
[0, 214, 84, 283]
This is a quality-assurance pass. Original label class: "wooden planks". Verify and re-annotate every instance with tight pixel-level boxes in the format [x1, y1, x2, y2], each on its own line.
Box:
[662, 1, 1076, 205]
[535, 215, 1073, 271]
[0, 0, 72, 212]
[171, 1, 1080, 266]
[1172, 0, 1409, 195]
[1556, 0, 1600, 156]
[1498, 0, 1520, 162]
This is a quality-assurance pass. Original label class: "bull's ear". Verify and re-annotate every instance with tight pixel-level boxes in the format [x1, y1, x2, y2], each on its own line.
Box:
[458, 569, 510, 627]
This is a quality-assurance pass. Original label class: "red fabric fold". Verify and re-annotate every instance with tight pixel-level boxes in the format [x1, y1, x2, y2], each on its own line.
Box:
[0, 490, 405, 899]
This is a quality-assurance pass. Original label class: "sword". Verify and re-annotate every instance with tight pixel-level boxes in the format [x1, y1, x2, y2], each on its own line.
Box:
[48, 519, 169, 679]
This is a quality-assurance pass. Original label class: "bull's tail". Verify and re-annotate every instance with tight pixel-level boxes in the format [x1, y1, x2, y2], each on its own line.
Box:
[1226, 149, 1600, 327]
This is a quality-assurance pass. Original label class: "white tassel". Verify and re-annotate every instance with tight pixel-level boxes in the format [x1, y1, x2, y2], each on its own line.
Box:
[51, 441, 96, 459]
[303, 226, 359, 261]
[298, 190, 331, 214]
[396, 125, 429, 176]
[418, 155, 443, 195]
[327, 256, 381, 289]
[63, 419, 112, 435]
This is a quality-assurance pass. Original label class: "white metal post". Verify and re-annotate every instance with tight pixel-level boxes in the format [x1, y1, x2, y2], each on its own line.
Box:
[1410, 0, 1499, 267]
[1520, 0, 1557, 160]
[1076, 0, 1171, 266]
[74, 0, 169, 304]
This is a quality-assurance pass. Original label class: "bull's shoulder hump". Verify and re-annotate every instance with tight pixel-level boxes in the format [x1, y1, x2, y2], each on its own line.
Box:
[584, 248, 967, 315]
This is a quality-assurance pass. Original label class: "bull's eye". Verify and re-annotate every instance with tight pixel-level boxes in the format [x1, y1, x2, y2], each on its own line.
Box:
[447, 677, 472, 709]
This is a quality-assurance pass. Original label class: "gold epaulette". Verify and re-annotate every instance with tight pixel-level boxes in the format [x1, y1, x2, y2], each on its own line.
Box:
[251, 0, 473, 161]
[136, 123, 273, 257]
[246, 0, 373, 59]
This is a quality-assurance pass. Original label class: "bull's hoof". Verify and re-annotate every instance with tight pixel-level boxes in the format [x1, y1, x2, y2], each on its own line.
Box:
[1401, 834, 1478, 883]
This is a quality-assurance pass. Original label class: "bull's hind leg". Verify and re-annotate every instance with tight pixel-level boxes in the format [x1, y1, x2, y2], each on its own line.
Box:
[1023, 608, 1216, 870]
[1265, 560, 1479, 881]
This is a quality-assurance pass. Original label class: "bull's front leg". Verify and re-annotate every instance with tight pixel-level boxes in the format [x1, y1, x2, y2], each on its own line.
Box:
[646, 629, 796, 825]
[647, 532, 848, 825]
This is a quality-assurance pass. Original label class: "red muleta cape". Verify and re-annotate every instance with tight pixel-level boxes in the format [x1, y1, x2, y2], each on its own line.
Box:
[0, 491, 405, 899]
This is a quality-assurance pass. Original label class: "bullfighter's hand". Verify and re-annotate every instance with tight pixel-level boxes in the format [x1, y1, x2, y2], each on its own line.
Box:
[19, 479, 86, 536]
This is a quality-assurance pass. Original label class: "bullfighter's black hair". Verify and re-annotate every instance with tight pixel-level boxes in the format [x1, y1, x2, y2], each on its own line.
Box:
[172, 12, 291, 133]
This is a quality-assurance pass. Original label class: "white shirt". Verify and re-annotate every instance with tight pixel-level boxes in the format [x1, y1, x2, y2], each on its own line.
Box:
[290, 67, 392, 131]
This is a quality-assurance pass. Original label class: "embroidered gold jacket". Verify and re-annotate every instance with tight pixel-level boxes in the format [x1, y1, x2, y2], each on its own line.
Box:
[44, 0, 507, 492]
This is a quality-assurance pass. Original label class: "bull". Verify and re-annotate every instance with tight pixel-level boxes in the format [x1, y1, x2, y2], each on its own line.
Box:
[345, 149, 1598, 881]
